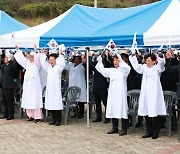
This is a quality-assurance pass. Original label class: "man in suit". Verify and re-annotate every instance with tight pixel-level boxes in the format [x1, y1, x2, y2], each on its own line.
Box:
[92, 52, 113, 123]
[0, 52, 15, 120]
[160, 50, 180, 129]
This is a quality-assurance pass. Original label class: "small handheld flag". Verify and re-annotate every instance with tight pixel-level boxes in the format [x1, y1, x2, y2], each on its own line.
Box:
[58, 44, 66, 51]
[131, 32, 140, 55]
[47, 38, 58, 50]
[106, 38, 118, 54]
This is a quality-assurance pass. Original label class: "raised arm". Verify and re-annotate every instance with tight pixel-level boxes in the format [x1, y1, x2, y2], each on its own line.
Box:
[116, 53, 131, 76]
[33, 44, 41, 70]
[129, 55, 143, 74]
[156, 56, 165, 73]
[95, 56, 111, 78]
[119, 60, 131, 76]
[14, 45, 28, 69]
[39, 53, 50, 72]
[56, 54, 66, 72]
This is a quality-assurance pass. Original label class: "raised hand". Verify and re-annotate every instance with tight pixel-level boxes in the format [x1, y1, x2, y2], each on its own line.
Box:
[116, 53, 122, 61]
[41, 48, 45, 53]
[15, 45, 19, 51]
[97, 55, 102, 62]
[33, 44, 38, 52]
[59, 48, 63, 55]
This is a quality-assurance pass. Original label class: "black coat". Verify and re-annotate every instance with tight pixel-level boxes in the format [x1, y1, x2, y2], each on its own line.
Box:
[1, 61, 15, 89]
[170, 63, 180, 98]
[92, 59, 113, 89]
[127, 62, 142, 90]
[161, 59, 179, 92]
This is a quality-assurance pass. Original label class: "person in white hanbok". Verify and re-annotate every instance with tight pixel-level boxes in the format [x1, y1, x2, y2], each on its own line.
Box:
[40, 50, 65, 126]
[129, 53, 166, 139]
[65, 55, 86, 119]
[14, 45, 43, 122]
[96, 53, 131, 135]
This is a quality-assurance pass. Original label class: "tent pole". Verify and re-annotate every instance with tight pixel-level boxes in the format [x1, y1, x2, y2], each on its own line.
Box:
[86, 50, 90, 127]
[94, 0, 97, 8]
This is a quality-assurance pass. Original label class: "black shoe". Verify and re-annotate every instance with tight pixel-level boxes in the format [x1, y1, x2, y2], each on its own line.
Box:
[6, 116, 14, 120]
[103, 119, 110, 124]
[93, 118, 102, 122]
[135, 122, 142, 128]
[152, 134, 158, 139]
[54, 122, 61, 126]
[107, 129, 118, 134]
[35, 119, 40, 123]
[142, 133, 153, 138]
[78, 115, 84, 119]
[27, 118, 34, 121]
[0, 115, 8, 119]
[49, 120, 56, 125]
[119, 130, 127, 136]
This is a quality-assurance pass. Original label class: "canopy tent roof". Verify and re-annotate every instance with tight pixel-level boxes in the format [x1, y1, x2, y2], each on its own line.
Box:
[0, 10, 28, 35]
[0, 0, 179, 48]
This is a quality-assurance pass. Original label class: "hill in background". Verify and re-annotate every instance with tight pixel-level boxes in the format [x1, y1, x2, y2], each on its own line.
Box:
[0, 0, 160, 26]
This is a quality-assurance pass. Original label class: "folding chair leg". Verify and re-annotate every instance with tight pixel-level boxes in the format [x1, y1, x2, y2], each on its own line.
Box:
[167, 117, 171, 137]
[132, 115, 136, 133]
[75, 107, 78, 123]
[64, 108, 69, 125]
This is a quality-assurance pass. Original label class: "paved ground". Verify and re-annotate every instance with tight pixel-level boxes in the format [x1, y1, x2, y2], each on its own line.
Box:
[0, 109, 180, 154]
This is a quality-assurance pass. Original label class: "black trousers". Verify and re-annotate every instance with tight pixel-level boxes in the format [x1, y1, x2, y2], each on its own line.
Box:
[145, 116, 160, 135]
[1, 88, 14, 117]
[112, 118, 129, 132]
[50, 110, 62, 123]
[78, 102, 84, 116]
[93, 88, 108, 119]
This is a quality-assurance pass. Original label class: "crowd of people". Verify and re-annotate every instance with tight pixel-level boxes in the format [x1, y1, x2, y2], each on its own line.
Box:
[0, 45, 180, 140]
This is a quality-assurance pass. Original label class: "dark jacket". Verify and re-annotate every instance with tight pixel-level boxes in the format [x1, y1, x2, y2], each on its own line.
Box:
[1, 61, 15, 89]
[170, 63, 180, 98]
[127, 62, 142, 90]
[161, 59, 179, 92]
[92, 59, 113, 89]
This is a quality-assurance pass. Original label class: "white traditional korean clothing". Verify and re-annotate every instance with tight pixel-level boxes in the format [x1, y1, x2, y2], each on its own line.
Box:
[65, 62, 86, 102]
[14, 50, 43, 119]
[95, 60, 131, 119]
[129, 55, 166, 117]
[40, 53, 65, 110]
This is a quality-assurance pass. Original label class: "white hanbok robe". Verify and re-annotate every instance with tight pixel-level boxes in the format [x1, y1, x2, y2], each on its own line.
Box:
[14, 50, 43, 109]
[40, 53, 65, 110]
[95, 60, 131, 119]
[129, 55, 166, 117]
[65, 62, 86, 102]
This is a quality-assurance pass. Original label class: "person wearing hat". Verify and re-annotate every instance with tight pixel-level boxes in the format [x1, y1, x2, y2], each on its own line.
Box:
[96, 53, 131, 135]
[40, 49, 65, 126]
[14, 45, 43, 122]
[65, 52, 86, 119]
[0, 50, 15, 120]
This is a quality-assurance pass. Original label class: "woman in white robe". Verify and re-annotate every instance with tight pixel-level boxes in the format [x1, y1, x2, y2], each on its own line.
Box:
[65, 55, 86, 118]
[129, 53, 166, 139]
[14, 45, 43, 122]
[40, 51, 65, 126]
[96, 54, 131, 135]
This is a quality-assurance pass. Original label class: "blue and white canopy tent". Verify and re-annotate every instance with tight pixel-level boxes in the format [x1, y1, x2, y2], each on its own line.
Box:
[0, 10, 28, 35]
[0, 0, 179, 48]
